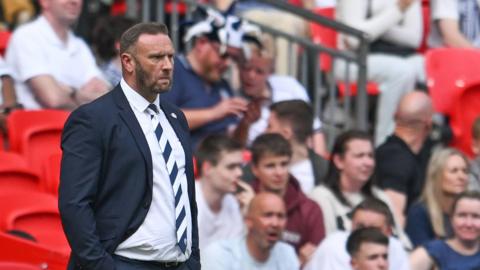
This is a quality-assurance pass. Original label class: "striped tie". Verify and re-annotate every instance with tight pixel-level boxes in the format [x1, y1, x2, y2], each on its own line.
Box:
[147, 104, 188, 253]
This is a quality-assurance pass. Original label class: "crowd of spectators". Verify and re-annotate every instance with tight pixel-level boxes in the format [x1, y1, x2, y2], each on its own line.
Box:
[2, 0, 480, 269]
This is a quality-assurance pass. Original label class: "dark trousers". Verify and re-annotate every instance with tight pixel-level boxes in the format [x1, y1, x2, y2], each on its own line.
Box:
[113, 255, 191, 270]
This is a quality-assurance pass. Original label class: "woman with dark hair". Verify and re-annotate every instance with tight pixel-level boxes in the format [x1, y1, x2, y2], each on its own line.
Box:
[410, 191, 480, 269]
[309, 130, 409, 246]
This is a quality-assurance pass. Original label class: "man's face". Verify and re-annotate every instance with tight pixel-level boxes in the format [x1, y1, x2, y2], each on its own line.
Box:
[252, 154, 290, 195]
[351, 243, 388, 270]
[247, 194, 287, 251]
[42, 0, 82, 26]
[196, 39, 230, 83]
[127, 33, 174, 101]
[352, 209, 391, 236]
[239, 54, 271, 98]
[203, 150, 243, 194]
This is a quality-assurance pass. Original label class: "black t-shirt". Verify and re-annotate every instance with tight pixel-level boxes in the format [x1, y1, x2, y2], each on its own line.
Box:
[375, 135, 428, 212]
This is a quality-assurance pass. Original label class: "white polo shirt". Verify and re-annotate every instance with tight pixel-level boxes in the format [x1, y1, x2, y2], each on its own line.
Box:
[5, 15, 102, 109]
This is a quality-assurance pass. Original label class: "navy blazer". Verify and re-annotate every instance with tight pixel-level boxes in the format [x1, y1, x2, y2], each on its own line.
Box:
[59, 85, 200, 270]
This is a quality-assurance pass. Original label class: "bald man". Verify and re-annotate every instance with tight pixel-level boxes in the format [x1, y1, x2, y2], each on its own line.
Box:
[375, 91, 434, 227]
[202, 193, 300, 269]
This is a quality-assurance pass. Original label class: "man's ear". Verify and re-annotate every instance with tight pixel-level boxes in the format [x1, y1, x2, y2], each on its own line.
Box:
[350, 258, 357, 270]
[201, 161, 213, 177]
[121, 53, 135, 73]
[472, 139, 480, 155]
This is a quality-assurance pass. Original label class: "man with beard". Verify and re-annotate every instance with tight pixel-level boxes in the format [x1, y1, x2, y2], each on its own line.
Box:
[161, 14, 248, 149]
[202, 192, 299, 270]
[6, 0, 109, 110]
[59, 23, 200, 270]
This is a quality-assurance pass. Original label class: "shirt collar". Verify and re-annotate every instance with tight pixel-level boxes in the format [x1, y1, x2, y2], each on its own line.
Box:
[120, 78, 160, 113]
[37, 15, 77, 50]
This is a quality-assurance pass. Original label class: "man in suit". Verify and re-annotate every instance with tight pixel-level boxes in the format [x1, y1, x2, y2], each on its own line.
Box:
[59, 22, 200, 270]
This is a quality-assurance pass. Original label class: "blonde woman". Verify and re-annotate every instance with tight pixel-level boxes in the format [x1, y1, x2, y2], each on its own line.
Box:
[406, 148, 470, 247]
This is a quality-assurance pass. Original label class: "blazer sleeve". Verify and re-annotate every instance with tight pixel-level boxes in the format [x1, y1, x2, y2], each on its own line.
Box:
[58, 107, 114, 270]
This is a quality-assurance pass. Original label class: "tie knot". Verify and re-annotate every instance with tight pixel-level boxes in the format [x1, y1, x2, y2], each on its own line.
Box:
[148, 104, 159, 114]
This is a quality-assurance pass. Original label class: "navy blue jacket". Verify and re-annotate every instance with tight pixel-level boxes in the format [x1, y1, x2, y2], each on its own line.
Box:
[59, 85, 200, 270]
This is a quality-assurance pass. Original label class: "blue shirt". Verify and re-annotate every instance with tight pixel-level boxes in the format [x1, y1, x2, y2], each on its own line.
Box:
[424, 240, 480, 270]
[406, 202, 453, 247]
[162, 55, 238, 149]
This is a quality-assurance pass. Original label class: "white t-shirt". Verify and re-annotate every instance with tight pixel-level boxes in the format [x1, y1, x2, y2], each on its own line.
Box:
[303, 231, 410, 270]
[202, 237, 300, 270]
[5, 16, 102, 109]
[246, 75, 322, 145]
[289, 159, 315, 194]
[195, 182, 245, 251]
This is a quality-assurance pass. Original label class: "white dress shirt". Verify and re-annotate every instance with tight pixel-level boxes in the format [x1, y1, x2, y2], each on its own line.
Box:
[115, 79, 192, 262]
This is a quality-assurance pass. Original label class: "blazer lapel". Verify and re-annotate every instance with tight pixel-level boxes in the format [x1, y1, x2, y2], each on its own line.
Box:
[160, 101, 192, 172]
[112, 86, 153, 188]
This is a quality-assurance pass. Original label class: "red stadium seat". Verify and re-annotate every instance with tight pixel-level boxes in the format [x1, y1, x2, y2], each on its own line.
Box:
[0, 31, 11, 56]
[426, 48, 480, 115]
[42, 152, 62, 196]
[7, 110, 69, 174]
[449, 82, 480, 158]
[0, 262, 40, 270]
[0, 152, 41, 192]
[0, 232, 68, 270]
[309, 7, 380, 97]
[0, 190, 70, 254]
[0, 131, 4, 151]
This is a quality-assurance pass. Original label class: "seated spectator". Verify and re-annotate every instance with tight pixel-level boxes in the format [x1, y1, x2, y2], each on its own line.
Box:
[309, 130, 409, 247]
[410, 191, 480, 269]
[406, 147, 470, 247]
[242, 100, 328, 194]
[233, 38, 327, 157]
[335, 0, 425, 146]
[376, 91, 434, 227]
[0, 56, 21, 134]
[470, 116, 480, 190]
[5, 0, 109, 110]
[161, 11, 248, 149]
[304, 198, 410, 270]
[250, 133, 325, 265]
[266, 100, 328, 193]
[202, 192, 300, 270]
[195, 135, 252, 251]
[429, 0, 480, 48]
[347, 227, 389, 270]
[91, 15, 137, 87]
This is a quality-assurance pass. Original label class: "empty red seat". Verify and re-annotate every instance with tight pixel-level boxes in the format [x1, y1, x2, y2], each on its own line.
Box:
[42, 152, 62, 196]
[0, 152, 41, 192]
[426, 48, 480, 115]
[0, 232, 68, 270]
[0, 262, 41, 270]
[7, 110, 69, 174]
[449, 82, 480, 158]
[0, 190, 70, 254]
